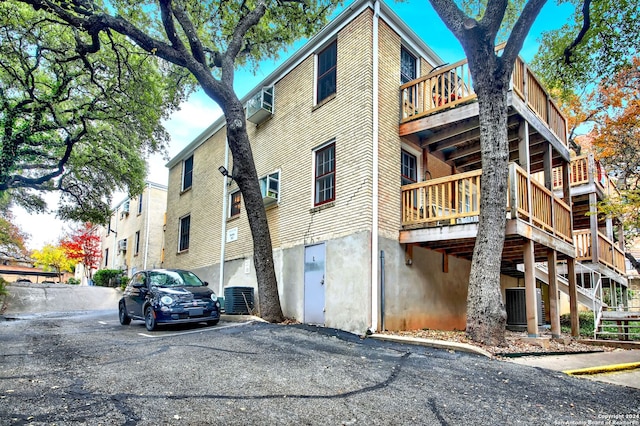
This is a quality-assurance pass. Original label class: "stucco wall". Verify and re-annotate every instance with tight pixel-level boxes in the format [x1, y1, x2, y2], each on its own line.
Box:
[381, 239, 470, 331]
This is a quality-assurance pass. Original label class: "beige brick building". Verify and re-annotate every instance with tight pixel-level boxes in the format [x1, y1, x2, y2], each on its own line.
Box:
[164, 0, 630, 336]
[100, 182, 167, 277]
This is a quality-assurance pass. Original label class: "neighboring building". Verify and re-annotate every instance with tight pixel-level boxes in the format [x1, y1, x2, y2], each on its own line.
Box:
[0, 257, 72, 283]
[163, 0, 597, 335]
[100, 182, 167, 277]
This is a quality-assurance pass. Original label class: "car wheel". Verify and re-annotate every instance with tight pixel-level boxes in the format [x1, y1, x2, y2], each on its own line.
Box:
[119, 302, 131, 325]
[207, 319, 219, 326]
[145, 306, 157, 331]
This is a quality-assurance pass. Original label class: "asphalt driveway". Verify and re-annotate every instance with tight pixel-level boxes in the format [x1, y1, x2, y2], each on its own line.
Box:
[2, 311, 640, 425]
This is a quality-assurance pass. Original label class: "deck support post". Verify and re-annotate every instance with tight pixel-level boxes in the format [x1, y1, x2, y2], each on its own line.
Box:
[567, 257, 580, 337]
[589, 193, 599, 264]
[547, 249, 561, 338]
[523, 239, 539, 337]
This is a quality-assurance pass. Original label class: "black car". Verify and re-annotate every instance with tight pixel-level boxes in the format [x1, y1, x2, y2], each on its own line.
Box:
[119, 269, 221, 331]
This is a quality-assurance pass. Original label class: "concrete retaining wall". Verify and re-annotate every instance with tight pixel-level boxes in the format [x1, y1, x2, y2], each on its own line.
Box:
[1, 282, 121, 315]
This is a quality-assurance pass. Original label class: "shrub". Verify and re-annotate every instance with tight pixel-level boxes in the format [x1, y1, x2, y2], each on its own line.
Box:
[67, 277, 81, 285]
[93, 269, 124, 287]
[560, 311, 594, 337]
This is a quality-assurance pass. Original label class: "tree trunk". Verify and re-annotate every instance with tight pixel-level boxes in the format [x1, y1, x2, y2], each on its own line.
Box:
[626, 252, 640, 274]
[224, 98, 284, 322]
[465, 58, 510, 346]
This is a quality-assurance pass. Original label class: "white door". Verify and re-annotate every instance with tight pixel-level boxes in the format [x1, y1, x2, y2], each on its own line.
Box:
[304, 243, 325, 325]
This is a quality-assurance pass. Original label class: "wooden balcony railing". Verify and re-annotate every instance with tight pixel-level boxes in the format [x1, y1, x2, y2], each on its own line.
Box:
[400, 56, 568, 145]
[552, 154, 620, 198]
[401, 163, 573, 243]
[574, 229, 626, 275]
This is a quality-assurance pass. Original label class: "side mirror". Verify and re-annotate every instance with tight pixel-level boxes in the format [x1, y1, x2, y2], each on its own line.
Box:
[133, 282, 145, 289]
[203, 281, 209, 287]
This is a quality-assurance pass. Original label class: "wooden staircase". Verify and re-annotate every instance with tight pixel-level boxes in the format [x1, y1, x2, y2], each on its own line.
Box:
[595, 310, 640, 341]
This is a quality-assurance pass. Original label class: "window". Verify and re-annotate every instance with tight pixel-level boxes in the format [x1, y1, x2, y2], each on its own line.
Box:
[182, 155, 194, 191]
[400, 47, 417, 85]
[137, 194, 143, 214]
[178, 215, 190, 252]
[134, 231, 141, 256]
[316, 40, 337, 104]
[260, 171, 280, 202]
[401, 150, 417, 185]
[315, 143, 335, 206]
[104, 248, 109, 267]
[229, 190, 241, 218]
[401, 47, 417, 105]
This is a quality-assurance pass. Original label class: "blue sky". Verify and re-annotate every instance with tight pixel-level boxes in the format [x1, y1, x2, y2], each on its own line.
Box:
[14, 0, 575, 250]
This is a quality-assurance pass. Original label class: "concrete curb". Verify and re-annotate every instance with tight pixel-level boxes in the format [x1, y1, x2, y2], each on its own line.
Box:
[563, 361, 640, 376]
[370, 334, 492, 358]
[221, 314, 267, 323]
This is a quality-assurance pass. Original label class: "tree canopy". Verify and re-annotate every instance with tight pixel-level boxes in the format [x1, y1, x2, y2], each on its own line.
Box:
[0, 1, 190, 223]
[32, 243, 74, 281]
[532, 0, 640, 100]
[60, 222, 102, 280]
[0, 196, 29, 258]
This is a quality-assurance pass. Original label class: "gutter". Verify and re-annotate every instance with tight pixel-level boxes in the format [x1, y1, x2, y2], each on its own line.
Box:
[370, 0, 380, 333]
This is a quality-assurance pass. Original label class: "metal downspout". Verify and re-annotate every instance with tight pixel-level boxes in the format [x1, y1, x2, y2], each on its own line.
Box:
[143, 183, 151, 270]
[371, 0, 380, 332]
[219, 139, 230, 297]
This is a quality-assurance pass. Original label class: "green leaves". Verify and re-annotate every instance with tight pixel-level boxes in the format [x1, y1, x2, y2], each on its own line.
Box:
[532, 0, 640, 99]
[0, 1, 189, 223]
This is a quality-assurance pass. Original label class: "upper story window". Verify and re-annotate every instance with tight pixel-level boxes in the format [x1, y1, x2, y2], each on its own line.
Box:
[400, 47, 417, 85]
[182, 155, 194, 191]
[401, 150, 417, 185]
[260, 171, 280, 204]
[104, 248, 109, 267]
[178, 214, 190, 252]
[316, 40, 337, 104]
[229, 190, 241, 218]
[137, 194, 143, 215]
[134, 230, 141, 256]
[314, 142, 335, 206]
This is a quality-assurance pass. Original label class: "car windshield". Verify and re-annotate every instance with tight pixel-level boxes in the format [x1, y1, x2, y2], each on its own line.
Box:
[149, 270, 204, 288]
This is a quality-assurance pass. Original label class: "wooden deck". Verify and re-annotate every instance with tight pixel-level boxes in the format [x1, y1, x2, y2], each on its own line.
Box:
[401, 163, 571, 241]
[400, 56, 567, 148]
[552, 154, 620, 199]
[400, 163, 575, 269]
[574, 229, 626, 276]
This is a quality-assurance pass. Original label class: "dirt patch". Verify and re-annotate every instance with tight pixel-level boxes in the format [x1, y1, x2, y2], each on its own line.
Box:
[381, 329, 620, 357]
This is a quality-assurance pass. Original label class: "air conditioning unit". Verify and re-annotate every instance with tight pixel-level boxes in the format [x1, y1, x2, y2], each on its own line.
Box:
[118, 239, 128, 252]
[246, 87, 274, 124]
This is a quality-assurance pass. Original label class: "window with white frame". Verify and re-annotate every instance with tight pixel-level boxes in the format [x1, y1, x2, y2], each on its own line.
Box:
[178, 215, 190, 252]
[314, 142, 335, 206]
[182, 155, 193, 191]
[259, 171, 280, 201]
[316, 40, 337, 104]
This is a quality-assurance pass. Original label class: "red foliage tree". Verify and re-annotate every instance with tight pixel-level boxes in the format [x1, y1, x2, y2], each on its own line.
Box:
[60, 223, 101, 280]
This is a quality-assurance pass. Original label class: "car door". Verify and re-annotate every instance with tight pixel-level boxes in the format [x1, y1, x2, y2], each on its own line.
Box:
[126, 272, 148, 318]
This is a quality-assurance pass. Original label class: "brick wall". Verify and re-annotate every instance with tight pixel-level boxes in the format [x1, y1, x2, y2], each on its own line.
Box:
[164, 10, 375, 275]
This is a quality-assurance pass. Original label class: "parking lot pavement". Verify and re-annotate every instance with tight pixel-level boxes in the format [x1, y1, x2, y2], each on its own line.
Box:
[1, 310, 639, 425]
